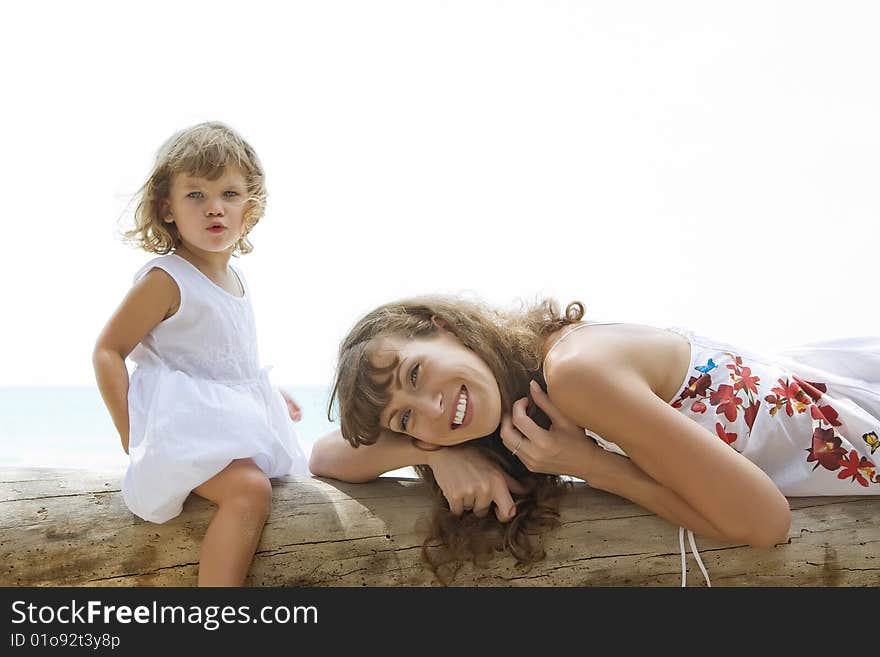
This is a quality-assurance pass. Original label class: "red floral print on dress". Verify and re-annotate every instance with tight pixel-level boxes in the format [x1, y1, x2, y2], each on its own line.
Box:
[810, 403, 842, 427]
[766, 378, 811, 417]
[710, 384, 743, 422]
[806, 427, 848, 471]
[723, 352, 761, 436]
[836, 450, 877, 487]
[715, 422, 737, 445]
[771, 374, 877, 488]
[732, 366, 761, 396]
[793, 376, 826, 402]
[792, 376, 843, 427]
[673, 353, 764, 449]
[668, 347, 877, 490]
[744, 403, 760, 433]
[672, 374, 712, 408]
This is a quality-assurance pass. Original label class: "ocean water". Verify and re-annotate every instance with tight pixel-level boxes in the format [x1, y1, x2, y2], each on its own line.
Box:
[0, 386, 414, 477]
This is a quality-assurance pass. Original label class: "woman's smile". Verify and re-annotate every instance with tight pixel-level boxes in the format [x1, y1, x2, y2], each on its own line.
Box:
[450, 385, 473, 430]
[372, 331, 501, 445]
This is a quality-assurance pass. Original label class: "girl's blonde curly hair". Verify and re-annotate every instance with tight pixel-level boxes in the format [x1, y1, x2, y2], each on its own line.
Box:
[124, 122, 266, 255]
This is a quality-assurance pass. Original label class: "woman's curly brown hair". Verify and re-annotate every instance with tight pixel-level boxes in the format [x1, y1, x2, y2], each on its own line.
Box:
[328, 294, 585, 584]
[123, 121, 266, 256]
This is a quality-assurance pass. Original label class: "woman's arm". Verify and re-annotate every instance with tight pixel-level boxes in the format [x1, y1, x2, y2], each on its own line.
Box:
[309, 428, 527, 521]
[92, 268, 179, 454]
[584, 447, 736, 542]
[545, 351, 791, 547]
[309, 428, 432, 483]
[502, 381, 732, 541]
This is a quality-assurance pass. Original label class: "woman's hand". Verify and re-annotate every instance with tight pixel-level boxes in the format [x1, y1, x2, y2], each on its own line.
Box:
[500, 380, 601, 477]
[426, 445, 528, 522]
[279, 389, 302, 422]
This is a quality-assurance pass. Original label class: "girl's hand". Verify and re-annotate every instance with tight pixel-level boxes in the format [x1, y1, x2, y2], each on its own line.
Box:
[426, 446, 529, 522]
[279, 389, 302, 422]
[500, 380, 600, 477]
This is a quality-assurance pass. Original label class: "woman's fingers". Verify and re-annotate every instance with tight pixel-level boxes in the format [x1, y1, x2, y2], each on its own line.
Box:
[493, 505, 514, 522]
[528, 380, 576, 429]
[478, 476, 517, 521]
[442, 473, 526, 523]
[473, 489, 493, 518]
[491, 489, 516, 522]
[500, 413, 528, 457]
[447, 494, 466, 516]
[510, 396, 547, 445]
[503, 472, 529, 495]
[481, 467, 524, 520]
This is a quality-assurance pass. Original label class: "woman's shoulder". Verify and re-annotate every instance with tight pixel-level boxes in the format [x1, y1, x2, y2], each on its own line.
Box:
[542, 321, 653, 365]
[543, 322, 691, 405]
[543, 323, 629, 384]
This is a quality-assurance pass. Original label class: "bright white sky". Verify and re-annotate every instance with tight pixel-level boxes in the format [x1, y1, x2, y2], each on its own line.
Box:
[2, 1, 878, 386]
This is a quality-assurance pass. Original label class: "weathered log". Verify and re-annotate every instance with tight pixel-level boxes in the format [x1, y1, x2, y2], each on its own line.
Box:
[1, 467, 877, 586]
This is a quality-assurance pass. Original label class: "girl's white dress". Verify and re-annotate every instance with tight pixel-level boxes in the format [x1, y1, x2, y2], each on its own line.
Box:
[122, 254, 308, 524]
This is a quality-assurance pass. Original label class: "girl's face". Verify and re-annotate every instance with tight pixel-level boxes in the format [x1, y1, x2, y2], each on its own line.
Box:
[164, 168, 248, 254]
[373, 328, 502, 446]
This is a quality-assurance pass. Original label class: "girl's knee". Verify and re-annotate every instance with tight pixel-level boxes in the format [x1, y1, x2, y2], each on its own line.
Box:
[221, 466, 273, 517]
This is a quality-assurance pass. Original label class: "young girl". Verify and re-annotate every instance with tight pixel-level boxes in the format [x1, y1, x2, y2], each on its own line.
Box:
[310, 295, 880, 585]
[93, 122, 308, 587]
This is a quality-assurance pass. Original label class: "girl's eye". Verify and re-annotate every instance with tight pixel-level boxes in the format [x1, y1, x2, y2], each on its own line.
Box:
[186, 191, 204, 199]
[409, 363, 420, 387]
[224, 190, 240, 197]
[400, 409, 411, 432]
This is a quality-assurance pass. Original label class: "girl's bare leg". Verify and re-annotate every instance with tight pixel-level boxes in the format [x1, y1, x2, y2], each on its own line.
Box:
[192, 458, 273, 587]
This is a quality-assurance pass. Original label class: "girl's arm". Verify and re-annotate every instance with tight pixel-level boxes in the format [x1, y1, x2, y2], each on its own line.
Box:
[541, 351, 790, 547]
[92, 268, 179, 454]
[310, 428, 527, 521]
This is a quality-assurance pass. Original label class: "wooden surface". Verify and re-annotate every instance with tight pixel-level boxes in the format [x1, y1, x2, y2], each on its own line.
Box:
[1, 467, 877, 586]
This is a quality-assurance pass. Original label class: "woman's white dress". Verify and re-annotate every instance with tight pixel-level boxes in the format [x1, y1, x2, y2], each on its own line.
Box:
[552, 322, 879, 585]
[575, 323, 880, 495]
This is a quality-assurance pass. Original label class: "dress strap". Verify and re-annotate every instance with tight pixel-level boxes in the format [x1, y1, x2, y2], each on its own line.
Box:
[542, 321, 621, 389]
[229, 263, 248, 298]
[679, 527, 712, 587]
[133, 254, 188, 285]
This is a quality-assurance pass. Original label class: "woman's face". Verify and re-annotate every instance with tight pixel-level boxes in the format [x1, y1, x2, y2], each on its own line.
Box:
[372, 328, 502, 446]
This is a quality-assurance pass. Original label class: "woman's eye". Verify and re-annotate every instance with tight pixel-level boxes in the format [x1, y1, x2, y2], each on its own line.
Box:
[186, 191, 204, 199]
[400, 409, 411, 432]
[409, 364, 420, 387]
